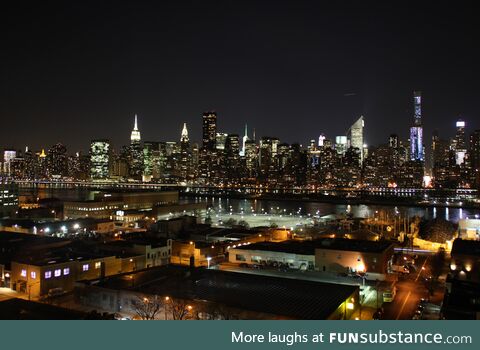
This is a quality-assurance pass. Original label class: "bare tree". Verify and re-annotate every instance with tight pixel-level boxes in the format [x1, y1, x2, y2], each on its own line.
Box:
[168, 298, 194, 320]
[132, 295, 163, 320]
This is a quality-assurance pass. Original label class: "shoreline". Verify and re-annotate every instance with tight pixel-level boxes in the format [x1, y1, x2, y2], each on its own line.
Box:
[181, 192, 480, 211]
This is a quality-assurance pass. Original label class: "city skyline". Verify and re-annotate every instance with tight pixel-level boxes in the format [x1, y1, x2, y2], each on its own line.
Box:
[1, 1, 479, 150]
[1, 98, 478, 154]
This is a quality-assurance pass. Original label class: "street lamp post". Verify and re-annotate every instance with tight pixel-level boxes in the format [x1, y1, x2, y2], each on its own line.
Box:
[207, 257, 212, 269]
[164, 296, 170, 320]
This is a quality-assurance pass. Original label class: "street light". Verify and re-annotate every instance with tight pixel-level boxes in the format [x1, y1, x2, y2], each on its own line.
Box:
[164, 296, 170, 320]
[207, 257, 212, 269]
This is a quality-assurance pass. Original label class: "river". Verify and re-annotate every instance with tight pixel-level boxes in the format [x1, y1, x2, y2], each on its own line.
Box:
[18, 188, 480, 223]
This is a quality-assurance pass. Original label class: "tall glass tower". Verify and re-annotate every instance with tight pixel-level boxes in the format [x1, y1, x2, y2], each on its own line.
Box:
[202, 111, 217, 151]
[409, 91, 424, 161]
[347, 116, 365, 163]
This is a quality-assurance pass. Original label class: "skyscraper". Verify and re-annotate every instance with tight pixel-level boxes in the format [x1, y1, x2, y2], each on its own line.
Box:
[409, 91, 424, 161]
[470, 130, 480, 171]
[129, 114, 143, 178]
[215, 133, 228, 151]
[47, 143, 67, 177]
[90, 139, 110, 179]
[179, 123, 191, 180]
[3, 150, 16, 176]
[130, 114, 141, 144]
[202, 111, 217, 151]
[452, 120, 467, 165]
[347, 116, 364, 163]
[240, 124, 249, 156]
[335, 136, 347, 155]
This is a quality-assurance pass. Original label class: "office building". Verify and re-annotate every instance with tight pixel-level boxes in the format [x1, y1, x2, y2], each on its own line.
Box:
[409, 91, 424, 161]
[347, 116, 364, 163]
[89, 140, 110, 179]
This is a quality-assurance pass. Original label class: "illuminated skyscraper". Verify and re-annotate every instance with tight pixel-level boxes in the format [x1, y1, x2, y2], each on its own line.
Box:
[130, 114, 141, 144]
[179, 123, 191, 180]
[202, 111, 217, 151]
[240, 124, 249, 156]
[409, 91, 424, 161]
[215, 133, 228, 151]
[90, 139, 110, 179]
[129, 114, 143, 177]
[47, 143, 67, 177]
[335, 136, 347, 155]
[318, 134, 326, 147]
[452, 120, 467, 165]
[347, 116, 364, 163]
[470, 130, 480, 171]
[3, 150, 16, 175]
[180, 122, 189, 144]
[244, 140, 257, 177]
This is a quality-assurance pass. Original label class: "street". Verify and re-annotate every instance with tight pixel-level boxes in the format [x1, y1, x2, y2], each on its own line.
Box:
[382, 256, 443, 320]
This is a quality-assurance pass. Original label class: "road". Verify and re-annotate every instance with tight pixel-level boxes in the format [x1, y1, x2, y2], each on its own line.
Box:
[0, 287, 20, 302]
[382, 256, 437, 320]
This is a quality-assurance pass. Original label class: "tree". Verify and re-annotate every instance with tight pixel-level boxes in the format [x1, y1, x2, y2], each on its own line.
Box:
[204, 216, 212, 225]
[224, 218, 237, 228]
[426, 248, 446, 296]
[168, 298, 194, 320]
[237, 220, 250, 229]
[418, 219, 456, 243]
[132, 296, 163, 320]
[430, 248, 446, 280]
[269, 222, 278, 228]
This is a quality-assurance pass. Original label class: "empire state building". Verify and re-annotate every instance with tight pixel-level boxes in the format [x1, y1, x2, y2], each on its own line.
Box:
[131, 114, 141, 144]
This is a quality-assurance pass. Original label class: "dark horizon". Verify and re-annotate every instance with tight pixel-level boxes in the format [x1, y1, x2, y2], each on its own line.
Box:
[1, 0, 479, 152]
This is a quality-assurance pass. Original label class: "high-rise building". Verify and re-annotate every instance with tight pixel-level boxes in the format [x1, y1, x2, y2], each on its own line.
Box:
[335, 136, 348, 155]
[3, 150, 16, 176]
[90, 140, 110, 179]
[225, 134, 240, 180]
[409, 91, 424, 161]
[470, 130, 480, 171]
[389, 134, 399, 149]
[244, 140, 257, 178]
[318, 134, 326, 147]
[240, 124, 249, 156]
[215, 133, 228, 151]
[130, 114, 141, 144]
[129, 115, 143, 178]
[179, 123, 191, 180]
[47, 143, 67, 177]
[347, 116, 364, 163]
[202, 111, 217, 151]
[0, 182, 18, 218]
[452, 120, 467, 165]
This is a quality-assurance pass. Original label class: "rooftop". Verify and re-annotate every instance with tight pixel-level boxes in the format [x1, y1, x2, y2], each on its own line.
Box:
[235, 238, 393, 255]
[0, 298, 114, 320]
[84, 265, 358, 319]
[451, 239, 480, 257]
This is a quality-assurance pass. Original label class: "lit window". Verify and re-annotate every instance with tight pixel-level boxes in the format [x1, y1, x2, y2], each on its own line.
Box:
[54, 269, 61, 277]
[21, 269, 27, 277]
[45, 271, 52, 279]
[95, 262, 101, 269]
[63, 268, 70, 275]
[30, 271, 36, 279]
[82, 264, 89, 271]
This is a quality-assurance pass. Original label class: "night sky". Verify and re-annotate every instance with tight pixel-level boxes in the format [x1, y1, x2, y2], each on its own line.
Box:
[1, 0, 479, 152]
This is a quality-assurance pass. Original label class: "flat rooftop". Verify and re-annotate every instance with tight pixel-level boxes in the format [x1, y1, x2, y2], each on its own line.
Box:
[0, 298, 112, 320]
[451, 239, 480, 257]
[235, 238, 393, 255]
[84, 265, 358, 319]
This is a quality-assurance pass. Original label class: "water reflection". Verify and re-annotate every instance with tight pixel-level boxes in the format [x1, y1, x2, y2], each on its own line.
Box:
[18, 187, 480, 223]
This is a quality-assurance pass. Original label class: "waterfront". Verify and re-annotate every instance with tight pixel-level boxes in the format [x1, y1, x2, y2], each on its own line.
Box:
[18, 187, 480, 223]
